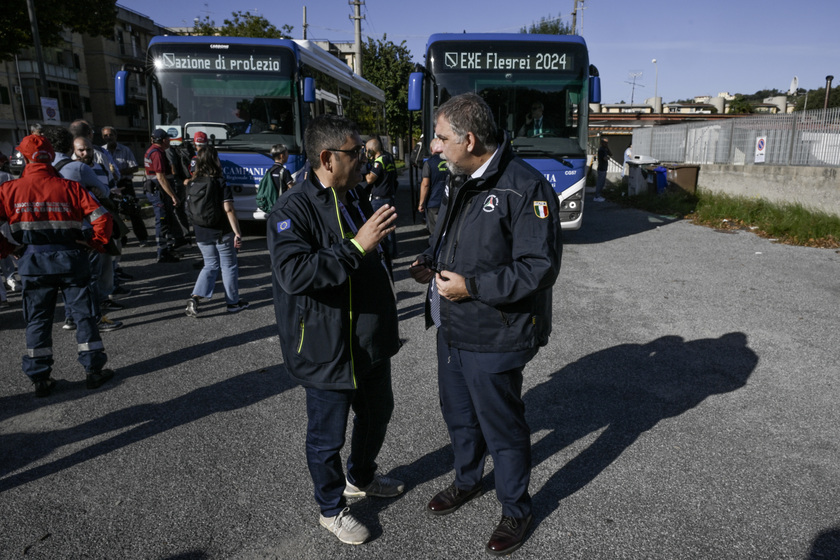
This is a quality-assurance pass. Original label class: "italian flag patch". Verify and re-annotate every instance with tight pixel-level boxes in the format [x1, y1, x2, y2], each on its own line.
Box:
[534, 201, 549, 219]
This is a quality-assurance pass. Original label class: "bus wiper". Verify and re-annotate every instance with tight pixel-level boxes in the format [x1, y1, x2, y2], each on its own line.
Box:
[513, 147, 574, 167]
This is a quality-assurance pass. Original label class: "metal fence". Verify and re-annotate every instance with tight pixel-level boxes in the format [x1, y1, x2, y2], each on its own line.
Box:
[632, 107, 840, 167]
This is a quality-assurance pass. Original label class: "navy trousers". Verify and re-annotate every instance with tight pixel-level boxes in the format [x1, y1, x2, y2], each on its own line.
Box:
[436, 328, 534, 519]
[20, 249, 107, 381]
[304, 360, 394, 517]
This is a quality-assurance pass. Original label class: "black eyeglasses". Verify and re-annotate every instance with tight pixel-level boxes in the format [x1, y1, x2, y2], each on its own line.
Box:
[328, 145, 366, 159]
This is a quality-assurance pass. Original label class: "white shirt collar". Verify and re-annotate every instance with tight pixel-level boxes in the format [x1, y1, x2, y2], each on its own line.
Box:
[470, 146, 499, 179]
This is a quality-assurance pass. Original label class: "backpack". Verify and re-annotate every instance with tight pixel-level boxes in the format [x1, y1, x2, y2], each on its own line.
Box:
[255, 164, 284, 213]
[186, 177, 224, 228]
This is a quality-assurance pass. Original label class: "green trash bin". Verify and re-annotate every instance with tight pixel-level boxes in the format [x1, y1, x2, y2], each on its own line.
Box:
[663, 164, 700, 194]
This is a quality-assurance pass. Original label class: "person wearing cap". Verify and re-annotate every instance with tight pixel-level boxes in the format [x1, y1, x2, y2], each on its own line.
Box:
[0, 135, 116, 398]
[144, 128, 186, 263]
[185, 131, 208, 185]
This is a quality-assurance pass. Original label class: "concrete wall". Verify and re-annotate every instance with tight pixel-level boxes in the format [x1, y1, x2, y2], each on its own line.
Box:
[698, 164, 840, 217]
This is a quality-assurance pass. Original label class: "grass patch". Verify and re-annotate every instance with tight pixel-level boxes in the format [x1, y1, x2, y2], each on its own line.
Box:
[603, 182, 840, 249]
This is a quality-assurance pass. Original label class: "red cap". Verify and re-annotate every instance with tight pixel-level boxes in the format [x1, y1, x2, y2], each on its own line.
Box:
[193, 131, 208, 146]
[16, 134, 55, 163]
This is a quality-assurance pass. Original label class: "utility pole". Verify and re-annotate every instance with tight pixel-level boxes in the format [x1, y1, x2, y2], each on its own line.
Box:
[25, 0, 49, 101]
[349, 0, 364, 76]
[824, 75, 834, 110]
[571, 0, 579, 35]
[302, 6, 308, 40]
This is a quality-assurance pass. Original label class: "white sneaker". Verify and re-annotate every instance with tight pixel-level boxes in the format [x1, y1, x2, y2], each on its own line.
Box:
[6, 278, 18, 292]
[343, 474, 405, 498]
[319, 507, 370, 545]
[593, 196, 606, 202]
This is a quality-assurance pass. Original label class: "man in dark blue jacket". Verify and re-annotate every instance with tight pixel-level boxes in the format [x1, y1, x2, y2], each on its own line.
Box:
[267, 115, 403, 546]
[410, 93, 562, 557]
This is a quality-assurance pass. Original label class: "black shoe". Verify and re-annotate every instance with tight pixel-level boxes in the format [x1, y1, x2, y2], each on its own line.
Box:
[62, 317, 77, 331]
[226, 300, 250, 313]
[427, 483, 482, 515]
[486, 514, 533, 557]
[111, 285, 132, 296]
[97, 315, 124, 332]
[115, 269, 134, 281]
[100, 299, 126, 311]
[157, 252, 180, 263]
[86, 368, 115, 389]
[34, 378, 57, 398]
[172, 237, 191, 249]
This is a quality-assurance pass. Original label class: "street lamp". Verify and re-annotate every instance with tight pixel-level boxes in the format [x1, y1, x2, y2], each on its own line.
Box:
[652, 58, 659, 112]
[825, 75, 834, 110]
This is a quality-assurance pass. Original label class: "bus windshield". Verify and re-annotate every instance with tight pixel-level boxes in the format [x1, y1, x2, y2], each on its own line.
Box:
[429, 40, 589, 156]
[149, 45, 299, 151]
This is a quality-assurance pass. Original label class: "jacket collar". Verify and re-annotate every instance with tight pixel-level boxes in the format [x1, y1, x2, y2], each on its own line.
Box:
[303, 168, 362, 206]
[454, 130, 513, 191]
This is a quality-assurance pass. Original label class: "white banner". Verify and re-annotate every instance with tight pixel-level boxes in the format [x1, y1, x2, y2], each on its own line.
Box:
[40, 97, 60, 123]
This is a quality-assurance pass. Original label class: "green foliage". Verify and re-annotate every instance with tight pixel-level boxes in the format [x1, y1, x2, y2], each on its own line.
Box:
[0, 0, 117, 60]
[192, 11, 292, 39]
[361, 34, 415, 139]
[603, 183, 840, 248]
[519, 14, 572, 35]
[728, 95, 754, 114]
[794, 86, 840, 111]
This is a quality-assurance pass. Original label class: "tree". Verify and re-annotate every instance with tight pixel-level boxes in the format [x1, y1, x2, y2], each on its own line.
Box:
[1, 0, 117, 60]
[520, 14, 572, 35]
[361, 35, 415, 140]
[192, 11, 292, 39]
[793, 86, 840, 111]
[728, 95, 754, 114]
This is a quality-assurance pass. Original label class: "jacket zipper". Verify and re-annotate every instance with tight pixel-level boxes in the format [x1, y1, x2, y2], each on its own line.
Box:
[330, 188, 357, 389]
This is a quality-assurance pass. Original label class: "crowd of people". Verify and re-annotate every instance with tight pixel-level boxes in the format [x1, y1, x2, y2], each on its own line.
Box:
[2, 93, 563, 556]
[0, 121, 253, 394]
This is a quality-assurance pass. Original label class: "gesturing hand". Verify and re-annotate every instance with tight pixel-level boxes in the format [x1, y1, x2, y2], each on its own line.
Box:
[354, 204, 397, 253]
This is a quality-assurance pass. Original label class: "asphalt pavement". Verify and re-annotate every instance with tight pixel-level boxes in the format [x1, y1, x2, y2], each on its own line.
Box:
[1, 188, 839, 560]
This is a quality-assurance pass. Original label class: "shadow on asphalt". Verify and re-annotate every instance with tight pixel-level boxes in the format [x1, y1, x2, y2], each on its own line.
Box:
[563, 199, 683, 245]
[525, 332, 758, 531]
[0, 362, 295, 493]
[320, 332, 759, 542]
[808, 527, 840, 558]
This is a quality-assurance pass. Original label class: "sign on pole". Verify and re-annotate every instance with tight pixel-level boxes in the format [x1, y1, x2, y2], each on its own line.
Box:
[40, 97, 60, 123]
[755, 136, 767, 163]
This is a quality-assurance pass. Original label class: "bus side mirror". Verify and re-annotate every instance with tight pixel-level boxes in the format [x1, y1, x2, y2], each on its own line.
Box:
[303, 77, 316, 104]
[408, 72, 424, 111]
[589, 76, 601, 104]
[115, 70, 129, 107]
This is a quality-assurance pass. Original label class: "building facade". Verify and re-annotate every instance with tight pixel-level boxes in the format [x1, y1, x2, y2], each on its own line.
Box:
[0, 5, 170, 163]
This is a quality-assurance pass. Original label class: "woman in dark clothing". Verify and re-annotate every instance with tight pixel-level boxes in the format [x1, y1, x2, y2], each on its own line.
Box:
[185, 145, 249, 317]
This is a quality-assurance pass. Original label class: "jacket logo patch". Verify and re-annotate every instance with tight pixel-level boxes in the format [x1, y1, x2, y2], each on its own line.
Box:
[534, 201, 549, 219]
[277, 219, 291, 232]
[482, 195, 498, 213]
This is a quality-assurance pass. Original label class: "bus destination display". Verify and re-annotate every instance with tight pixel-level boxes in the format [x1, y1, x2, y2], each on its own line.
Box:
[438, 50, 573, 72]
[156, 52, 286, 72]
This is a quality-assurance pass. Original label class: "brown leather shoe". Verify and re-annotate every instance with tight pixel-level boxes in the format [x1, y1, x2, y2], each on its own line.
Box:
[427, 483, 482, 515]
[486, 514, 533, 556]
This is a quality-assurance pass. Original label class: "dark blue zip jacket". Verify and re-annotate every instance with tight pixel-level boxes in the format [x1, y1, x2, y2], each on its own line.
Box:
[268, 172, 400, 390]
[421, 132, 562, 352]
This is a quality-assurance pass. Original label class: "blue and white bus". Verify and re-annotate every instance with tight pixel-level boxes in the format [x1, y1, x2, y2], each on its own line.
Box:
[408, 33, 601, 230]
[115, 36, 386, 221]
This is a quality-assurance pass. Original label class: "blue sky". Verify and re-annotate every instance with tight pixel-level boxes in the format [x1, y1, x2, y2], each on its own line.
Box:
[119, 0, 839, 104]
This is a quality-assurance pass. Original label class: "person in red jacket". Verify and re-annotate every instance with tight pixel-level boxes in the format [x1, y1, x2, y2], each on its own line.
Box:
[0, 135, 115, 398]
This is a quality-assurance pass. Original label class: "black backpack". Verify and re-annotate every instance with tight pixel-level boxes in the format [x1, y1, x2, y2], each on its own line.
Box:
[186, 177, 224, 228]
